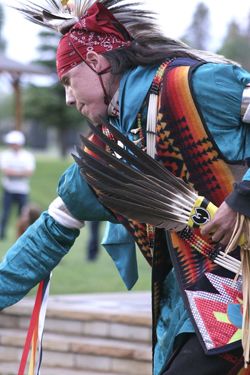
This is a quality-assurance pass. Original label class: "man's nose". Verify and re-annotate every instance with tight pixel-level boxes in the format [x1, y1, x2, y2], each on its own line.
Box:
[65, 87, 75, 107]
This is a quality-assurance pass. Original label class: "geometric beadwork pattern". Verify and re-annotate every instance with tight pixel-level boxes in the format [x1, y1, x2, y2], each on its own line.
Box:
[128, 220, 153, 265]
[186, 273, 242, 351]
[172, 230, 217, 287]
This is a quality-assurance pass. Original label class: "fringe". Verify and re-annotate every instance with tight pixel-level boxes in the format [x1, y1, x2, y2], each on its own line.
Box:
[225, 214, 250, 368]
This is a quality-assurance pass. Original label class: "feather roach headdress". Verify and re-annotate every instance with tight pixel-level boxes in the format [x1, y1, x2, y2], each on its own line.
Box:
[14, 0, 159, 36]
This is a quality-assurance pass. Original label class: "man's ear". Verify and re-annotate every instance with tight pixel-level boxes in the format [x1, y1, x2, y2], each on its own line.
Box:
[86, 51, 103, 71]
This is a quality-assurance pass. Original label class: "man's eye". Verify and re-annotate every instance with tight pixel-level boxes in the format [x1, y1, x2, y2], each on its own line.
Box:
[62, 77, 69, 86]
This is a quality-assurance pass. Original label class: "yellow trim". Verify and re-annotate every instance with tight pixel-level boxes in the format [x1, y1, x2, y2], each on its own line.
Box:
[187, 196, 217, 227]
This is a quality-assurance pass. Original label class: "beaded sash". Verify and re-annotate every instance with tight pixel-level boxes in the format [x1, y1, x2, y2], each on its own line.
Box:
[155, 61, 242, 355]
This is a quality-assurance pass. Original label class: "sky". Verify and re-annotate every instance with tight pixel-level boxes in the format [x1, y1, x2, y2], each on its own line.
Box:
[1, 0, 250, 63]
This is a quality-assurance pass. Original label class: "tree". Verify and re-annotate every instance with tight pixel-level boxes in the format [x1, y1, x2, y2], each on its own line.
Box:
[23, 30, 85, 156]
[181, 2, 210, 50]
[0, 4, 6, 52]
[218, 18, 250, 71]
[246, 12, 250, 36]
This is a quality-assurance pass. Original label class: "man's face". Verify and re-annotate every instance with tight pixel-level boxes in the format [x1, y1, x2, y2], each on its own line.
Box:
[9, 143, 22, 151]
[61, 59, 114, 125]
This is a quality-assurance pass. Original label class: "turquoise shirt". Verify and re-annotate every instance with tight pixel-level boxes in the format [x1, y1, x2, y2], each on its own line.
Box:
[193, 63, 250, 162]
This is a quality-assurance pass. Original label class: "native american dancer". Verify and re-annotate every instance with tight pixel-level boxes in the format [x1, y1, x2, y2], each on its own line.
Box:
[1, 1, 250, 374]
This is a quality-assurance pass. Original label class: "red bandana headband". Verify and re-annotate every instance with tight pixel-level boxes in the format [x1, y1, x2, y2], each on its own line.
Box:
[56, 2, 132, 79]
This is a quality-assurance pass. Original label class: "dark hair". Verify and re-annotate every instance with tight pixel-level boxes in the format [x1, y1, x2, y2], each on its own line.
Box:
[104, 41, 196, 75]
[104, 38, 233, 75]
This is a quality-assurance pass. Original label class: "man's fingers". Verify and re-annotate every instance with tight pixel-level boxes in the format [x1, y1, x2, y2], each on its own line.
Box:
[201, 224, 232, 246]
[210, 231, 222, 243]
[199, 201, 238, 246]
[211, 231, 229, 245]
[219, 234, 231, 246]
[200, 222, 215, 237]
[200, 222, 225, 244]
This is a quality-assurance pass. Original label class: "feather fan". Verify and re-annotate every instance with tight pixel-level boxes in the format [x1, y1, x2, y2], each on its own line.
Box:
[72, 121, 243, 276]
[74, 121, 214, 230]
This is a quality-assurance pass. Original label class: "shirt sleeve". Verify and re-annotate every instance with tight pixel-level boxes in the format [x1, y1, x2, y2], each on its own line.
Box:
[0, 152, 8, 169]
[57, 163, 117, 222]
[0, 212, 80, 310]
[25, 152, 36, 172]
[225, 170, 250, 217]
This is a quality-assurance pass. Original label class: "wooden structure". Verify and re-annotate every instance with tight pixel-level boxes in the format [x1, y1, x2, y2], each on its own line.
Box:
[0, 54, 50, 130]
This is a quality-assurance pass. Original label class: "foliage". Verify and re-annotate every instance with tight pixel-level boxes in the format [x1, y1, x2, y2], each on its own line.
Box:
[23, 29, 85, 155]
[23, 84, 84, 130]
[181, 2, 250, 71]
[217, 19, 250, 71]
[181, 2, 210, 50]
[0, 93, 14, 119]
[0, 4, 6, 52]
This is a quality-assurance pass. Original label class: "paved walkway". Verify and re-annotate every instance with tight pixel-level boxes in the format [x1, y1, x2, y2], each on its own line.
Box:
[5, 291, 152, 325]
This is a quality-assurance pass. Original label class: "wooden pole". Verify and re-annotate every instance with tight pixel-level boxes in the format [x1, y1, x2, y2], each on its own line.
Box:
[12, 74, 22, 131]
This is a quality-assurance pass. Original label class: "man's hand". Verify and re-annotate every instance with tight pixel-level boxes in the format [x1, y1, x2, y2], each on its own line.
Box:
[200, 201, 237, 246]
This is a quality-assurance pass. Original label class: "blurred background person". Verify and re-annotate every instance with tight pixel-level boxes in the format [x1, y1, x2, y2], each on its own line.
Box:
[86, 221, 100, 261]
[16, 202, 41, 238]
[0, 130, 36, 240]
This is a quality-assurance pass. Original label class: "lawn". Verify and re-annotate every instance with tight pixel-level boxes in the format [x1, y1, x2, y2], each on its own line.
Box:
[0, 155, 151, 295]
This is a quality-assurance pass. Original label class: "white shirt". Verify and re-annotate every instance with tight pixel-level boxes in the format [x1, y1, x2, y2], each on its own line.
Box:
[0, 149, 36, 194]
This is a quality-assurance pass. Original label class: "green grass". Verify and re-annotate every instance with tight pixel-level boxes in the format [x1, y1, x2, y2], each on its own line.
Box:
[0, 155, 151, 295]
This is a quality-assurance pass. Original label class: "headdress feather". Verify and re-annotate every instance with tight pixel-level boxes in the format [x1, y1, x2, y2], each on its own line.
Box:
[14, 0, 160, 36]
